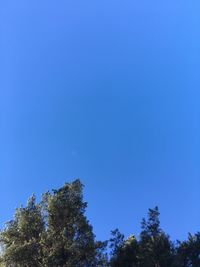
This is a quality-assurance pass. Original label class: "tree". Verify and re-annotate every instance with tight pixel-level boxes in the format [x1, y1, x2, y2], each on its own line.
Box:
[174, 233, 200, 267]
[139, 207, 174, 267]
[42, 179, 107, 267]
[109, 229, 139, 267]
[0, 195, 45, 267]
[0, 180, 107, 267]
[3, 180, 200, 267]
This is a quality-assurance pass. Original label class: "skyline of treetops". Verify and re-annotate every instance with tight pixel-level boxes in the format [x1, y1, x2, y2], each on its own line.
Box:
[0, 179, 199, 267]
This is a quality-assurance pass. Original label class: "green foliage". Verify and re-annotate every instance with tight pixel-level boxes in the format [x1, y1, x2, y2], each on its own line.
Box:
[0, 180, 107, 267]
[139, 207, 174, 267]
[109, 207, 174, 267]
[174, 233, 200, 267]
[1, 181, 200, 267]
[0, 195, 44, 267]
[110, 229, 139, 267]
[42, 180, 107, 267]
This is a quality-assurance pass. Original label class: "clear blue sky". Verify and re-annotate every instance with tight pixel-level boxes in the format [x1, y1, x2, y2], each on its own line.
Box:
[0, 0, 200, 242]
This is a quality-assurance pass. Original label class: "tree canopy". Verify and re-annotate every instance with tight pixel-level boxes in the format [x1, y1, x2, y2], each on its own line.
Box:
[0, 179, 199, 267]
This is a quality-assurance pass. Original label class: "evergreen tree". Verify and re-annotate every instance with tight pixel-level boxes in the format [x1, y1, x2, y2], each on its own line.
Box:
[109, 229, 139, 267]
[42, 179, 107, 267]
[138, 207, 174, 267]
[0, 195, 45, 267]
[0, 180, 107, 267]
[174, 233, 200, 267]
[2, 180, 200, 267]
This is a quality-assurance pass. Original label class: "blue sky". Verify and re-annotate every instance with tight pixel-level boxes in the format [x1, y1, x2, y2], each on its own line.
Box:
[0, 0, 200, 242]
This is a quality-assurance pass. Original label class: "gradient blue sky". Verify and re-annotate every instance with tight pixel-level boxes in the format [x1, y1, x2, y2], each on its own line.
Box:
[0, 1, 200, 242]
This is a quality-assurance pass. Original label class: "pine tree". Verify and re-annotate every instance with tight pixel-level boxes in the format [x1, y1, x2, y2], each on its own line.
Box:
[41, 179, 107, 266]
[0, 195, 45, 267]
[109, 229, 139, 267]
[139, 207, 174, 267]
[0, 180, 107, 267]
[175, 232, 200, 267]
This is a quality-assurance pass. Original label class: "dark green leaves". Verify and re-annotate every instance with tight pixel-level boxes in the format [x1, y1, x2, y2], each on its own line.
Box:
[0, 180, 107, 267]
